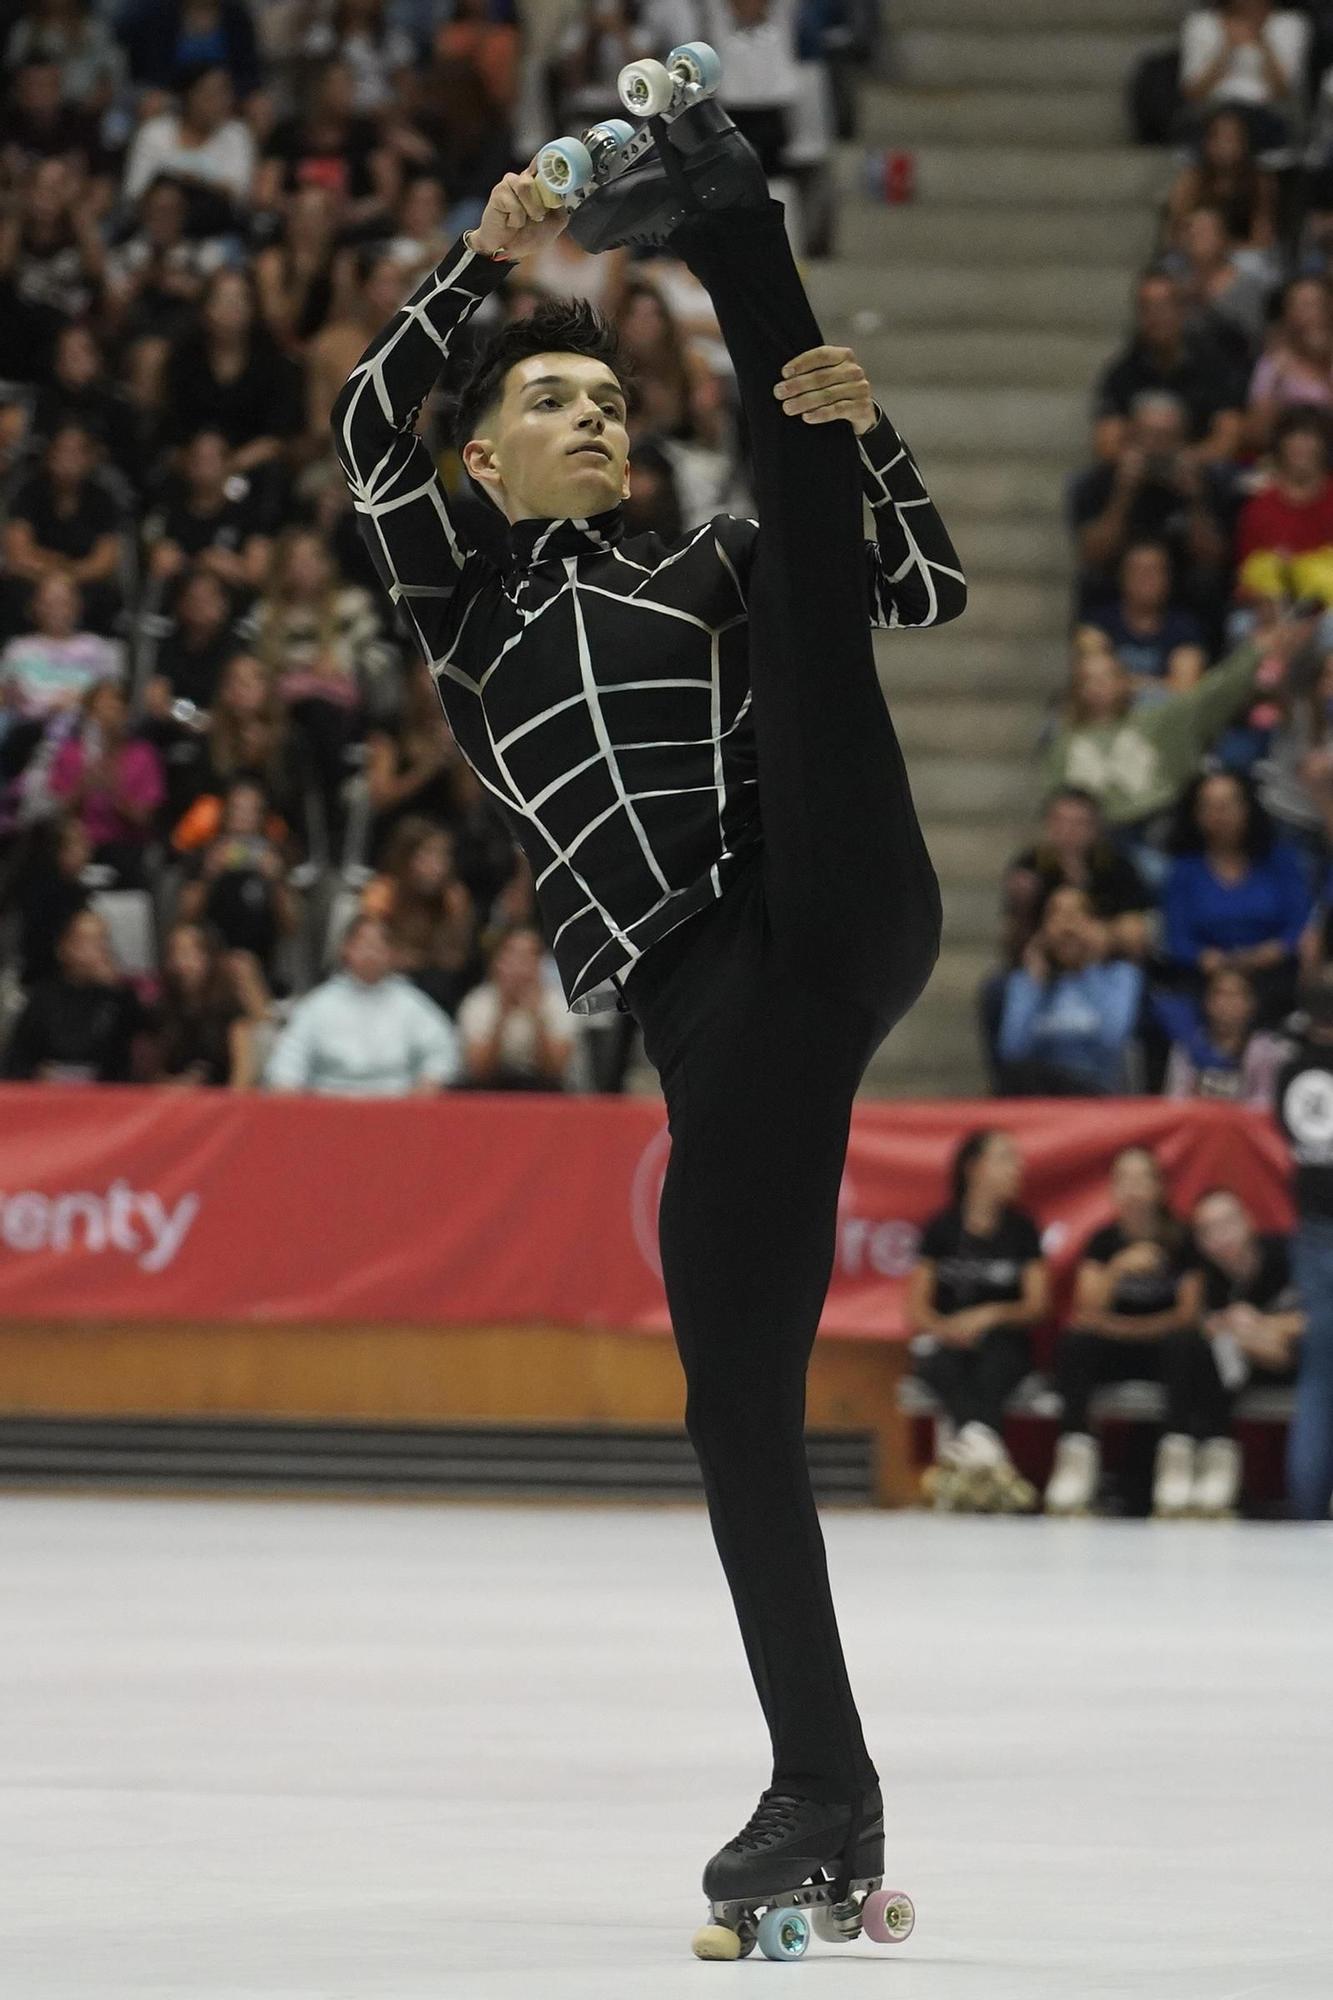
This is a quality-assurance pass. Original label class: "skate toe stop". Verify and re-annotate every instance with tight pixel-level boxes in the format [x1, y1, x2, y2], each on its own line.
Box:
[692, 1923, 743, 1960]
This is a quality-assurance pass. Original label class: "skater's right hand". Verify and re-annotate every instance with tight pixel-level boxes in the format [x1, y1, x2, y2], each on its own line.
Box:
[470, 161, 572, 262]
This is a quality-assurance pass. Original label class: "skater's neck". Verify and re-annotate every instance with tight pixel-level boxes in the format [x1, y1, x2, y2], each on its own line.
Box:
[501, 500, 627, 571]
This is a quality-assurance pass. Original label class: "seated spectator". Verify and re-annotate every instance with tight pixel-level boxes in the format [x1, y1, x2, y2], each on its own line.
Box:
[994, 885, 1144, 1096]
[1086, 540, 1208, 696]
[0, 156, 106, 382]
[1043, 613, 1317, 858]
[298, 0, 415, 114]
[1186, 1187, 1304, 1513]
[905, 1129, 1048, 1514]
[384, 173, 455, 291]
[361, 815, 484, 1016]
[1235, 407, 1333, 607]
[1, 420, 127, 638]
[249, 526, 389, 845]
[1163, 769, 1311, 1020]
[48, 680, 165, 886]
[552, 0, 642, 132]
[364, 656, 464, 861]
[1257, 641, 1333, 850]
[167, 652, 306, 849]
[380, 57, 513, 237]
[1246, 277, 1333, 456]
[162, 268, 302, 517]
[11, 812, 92, 987]
[266, 911, 460, 1094]
[148, 918, 259, 1086]
[523, 216, 630, 322]
[434, 0, 520, 116]
[1072, 391, 1230, 616]
[623, 434, 685, 540]
[615, 278, 728, 447]
[143, 429, 272, 601]
[0, 573, 120, 780]
[143, 565, 242, 720]
[304, 251, 411, 443]
[2, 54, 117, 209]
[442, 755, 523, 917]
[456, 923, 576, 1092]
[103, 178, 227, 355]
[253, 184, 350, 355]
[255, 59, 400, 242]
[176, 774, 297, 983]
[1002, 786, 1152, 966]
[1171, 204, 1272, 361]
[117, 0, 262, 101]
[1044, 1146, 1205, 1517]
[122, 65, 257, 233]
[2, 906, 149, 1082]
[1161, 963, 1290, 1104]
[1180, 1, 1310, 154]
[32, 322, 139, 476]
[5, 5, 127, 121]
[1164, 104, 1277, 257]
[1092, 273, 1245, 468]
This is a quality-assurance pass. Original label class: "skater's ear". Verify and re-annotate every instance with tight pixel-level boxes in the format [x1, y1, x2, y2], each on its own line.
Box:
[460, 430, 508, 512]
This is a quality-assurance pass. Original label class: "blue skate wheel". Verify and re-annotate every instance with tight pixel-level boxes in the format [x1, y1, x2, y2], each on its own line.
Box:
[757, 1908, 810, 1961]
[585, 118, 635, 151]
[535, 137, 594, 200]
[667, 41, 722, 92]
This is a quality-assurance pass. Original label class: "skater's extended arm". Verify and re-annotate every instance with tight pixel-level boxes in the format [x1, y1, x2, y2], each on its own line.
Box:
[772, 344, 966, 628]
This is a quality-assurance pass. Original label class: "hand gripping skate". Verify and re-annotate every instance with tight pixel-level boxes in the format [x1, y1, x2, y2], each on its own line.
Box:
[532, 43, 768, 254]
[689, 1788, 916, 1962]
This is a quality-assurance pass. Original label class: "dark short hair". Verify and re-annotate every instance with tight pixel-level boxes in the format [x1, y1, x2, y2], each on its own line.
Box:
[450, 296, 636, 462]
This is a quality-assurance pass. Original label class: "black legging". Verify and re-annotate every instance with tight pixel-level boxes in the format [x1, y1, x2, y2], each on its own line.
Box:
[619, 200, 941, 1807]
[1055, 1327, 1201, 1437]
[914, 1327, 1033, 1435]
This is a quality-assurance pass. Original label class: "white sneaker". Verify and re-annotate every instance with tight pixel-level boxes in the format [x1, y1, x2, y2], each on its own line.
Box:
[1152, 1433, 1197, 1518]
[1045, 1432, 1100, 1515]
[1191, 1437, 1242, 1518]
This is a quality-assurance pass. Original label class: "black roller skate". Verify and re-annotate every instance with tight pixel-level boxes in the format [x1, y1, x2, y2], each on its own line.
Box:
[531, 43, 769, 254]
[690, 1784, 916, 1962]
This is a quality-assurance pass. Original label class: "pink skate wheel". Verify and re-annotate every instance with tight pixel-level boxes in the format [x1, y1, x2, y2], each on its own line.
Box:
[862, 1889, 915, 1944]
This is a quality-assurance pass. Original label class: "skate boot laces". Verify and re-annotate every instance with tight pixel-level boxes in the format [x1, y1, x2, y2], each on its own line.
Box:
[728, 1791, 808, 1854]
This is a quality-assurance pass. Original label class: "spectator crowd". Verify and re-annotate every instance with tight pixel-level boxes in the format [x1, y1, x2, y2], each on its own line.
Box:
[0, 0, 870, 1097]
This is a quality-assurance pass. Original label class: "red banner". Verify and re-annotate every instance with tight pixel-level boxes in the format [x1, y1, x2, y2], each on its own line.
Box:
[0, 1088, 1292, 1333]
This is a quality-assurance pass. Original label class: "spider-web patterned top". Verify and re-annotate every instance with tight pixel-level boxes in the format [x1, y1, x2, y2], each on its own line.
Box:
[332, 232, 967, 1015]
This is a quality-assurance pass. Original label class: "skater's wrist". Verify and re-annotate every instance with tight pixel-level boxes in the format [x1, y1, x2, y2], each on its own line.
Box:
[464, 227, 516, 263]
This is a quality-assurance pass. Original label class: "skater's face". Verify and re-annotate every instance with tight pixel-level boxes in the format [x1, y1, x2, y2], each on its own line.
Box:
[464, 352, 631, 521]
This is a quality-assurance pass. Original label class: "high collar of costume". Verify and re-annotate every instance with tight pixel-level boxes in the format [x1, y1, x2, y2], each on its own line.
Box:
[502, 503, 625, 575]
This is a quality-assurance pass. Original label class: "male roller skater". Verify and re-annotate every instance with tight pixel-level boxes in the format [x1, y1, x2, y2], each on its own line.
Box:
[332, 111, 965, 1933]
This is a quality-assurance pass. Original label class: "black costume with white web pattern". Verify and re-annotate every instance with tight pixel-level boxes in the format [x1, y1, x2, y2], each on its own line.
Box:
[332, 233, 966, 1014]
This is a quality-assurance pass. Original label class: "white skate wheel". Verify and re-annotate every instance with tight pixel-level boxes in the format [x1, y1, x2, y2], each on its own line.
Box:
[862, 1888, 915, 1945]
[757, 1907, 810, 1961]
[618, 58, 674, 117]
[585, 118, 635, 151]
[535, 136, 594, 200]
[692, 1922, 742, 1960]
[667, 41, 722, 91]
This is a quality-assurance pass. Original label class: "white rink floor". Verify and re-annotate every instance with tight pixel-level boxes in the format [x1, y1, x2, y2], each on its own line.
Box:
[2, 1497, 1331, 2000]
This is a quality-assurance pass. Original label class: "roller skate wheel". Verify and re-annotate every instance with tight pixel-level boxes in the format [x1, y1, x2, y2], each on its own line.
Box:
[618, 58, 674, 117]
[862, 1888, 915, 1945]
[757, 1908, 810, 1961]
[585, 118, 635, 152]
[692, 1923, 743, 1960]
[667, 40, 722, 91]
[811, 1905, 856, 1944]
[535, 137, 594, 199]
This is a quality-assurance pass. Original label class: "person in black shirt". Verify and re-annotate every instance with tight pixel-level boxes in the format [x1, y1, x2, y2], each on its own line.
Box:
[3, 906, 147, 1082]
[162, 269, 302, 526]
[1045, 1146, 1205, 1516]
[333, 159, 965, 1863]
[1274, 971, 1333, 1517]
[1093, 272, 1245, 467]
[12, 813, 92, 987]
[149, 919, 255, 1086]
[1, 421, 126, 637]
[1003, 787, 1152, 967]
[1182, 1188, 1303, 1515]
[906, 1129, 1048, 1512]
[143, 428, 272, 601]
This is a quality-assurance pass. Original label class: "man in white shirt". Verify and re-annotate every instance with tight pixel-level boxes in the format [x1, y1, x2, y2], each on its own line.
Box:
[1181, 2, 1309, 148]
[266, 914, 461, 1096]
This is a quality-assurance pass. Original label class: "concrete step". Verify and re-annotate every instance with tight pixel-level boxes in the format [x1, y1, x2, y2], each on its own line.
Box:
[893, 695, 1047, 760]
[909, 457, 1073, 522]
[928, 819, 1031, 886]
[875, 629, 1067, 697]
[807, 262, 1134, 335]
[880, 386, 1087, 459]
[945, 515, 1070, 581]
[847, 142, 1172, 208]
[858, 87, 1128, 150]
[862, 998, 988, 1096]
[909, 753, 1040, 820]
[854, 325, 1116, 391]
[838, 200, 1156, 269]
[941, 879, 1006, 947]
[893, 0, 1180, 29]
[896, 30, 1149, 92]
